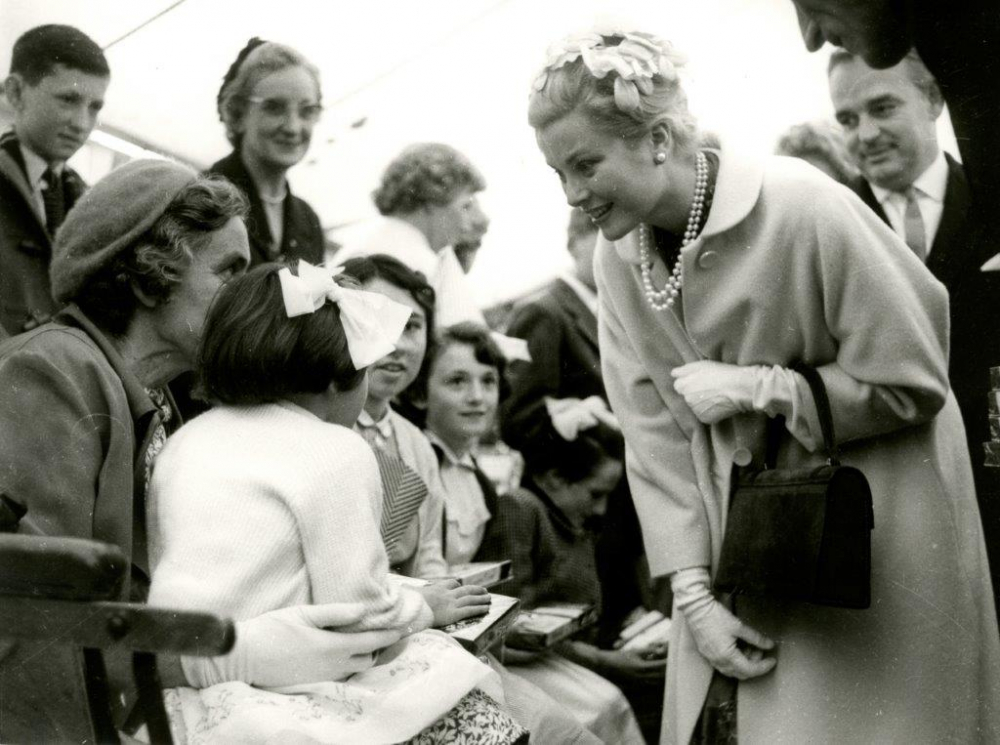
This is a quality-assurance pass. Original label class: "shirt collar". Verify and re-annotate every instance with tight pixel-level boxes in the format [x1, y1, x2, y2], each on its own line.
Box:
[424, 429, 477, 470]
[870, 150, 948, 204]
[356, 407, 394, 440]
[559, 272, 599, 315]
[19, 142, 60, 189]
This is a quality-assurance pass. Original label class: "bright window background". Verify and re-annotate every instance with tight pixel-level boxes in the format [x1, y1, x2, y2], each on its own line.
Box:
[0, 0, 956, 305]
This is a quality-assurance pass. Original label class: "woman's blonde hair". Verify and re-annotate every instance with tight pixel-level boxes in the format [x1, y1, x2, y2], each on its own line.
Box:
[528, 30, 698, 148]
[217, 38, 321, 149]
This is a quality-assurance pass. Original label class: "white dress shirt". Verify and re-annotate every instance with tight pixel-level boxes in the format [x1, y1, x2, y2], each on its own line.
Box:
[870, 151, 949, 258]
[19, 143, 60, 221]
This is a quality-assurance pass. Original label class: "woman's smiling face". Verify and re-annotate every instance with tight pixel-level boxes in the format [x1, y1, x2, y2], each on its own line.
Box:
[536, 107, 658, 241]
[363, 278, 428, 407]
[238, 65, 319, 172]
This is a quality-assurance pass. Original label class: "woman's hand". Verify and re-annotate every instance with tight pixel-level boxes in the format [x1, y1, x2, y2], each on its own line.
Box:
[671, 567, 776, 680]
[181, 602, 405, 689]
[671, 361, 766, 424]
[415, 579, 491, 627]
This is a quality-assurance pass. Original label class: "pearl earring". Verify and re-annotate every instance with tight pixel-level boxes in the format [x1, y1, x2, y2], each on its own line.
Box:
[655, 152, 666, 164]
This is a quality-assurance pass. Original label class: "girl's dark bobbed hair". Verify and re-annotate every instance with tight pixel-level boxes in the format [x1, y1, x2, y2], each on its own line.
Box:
[197, 262, 365, 405]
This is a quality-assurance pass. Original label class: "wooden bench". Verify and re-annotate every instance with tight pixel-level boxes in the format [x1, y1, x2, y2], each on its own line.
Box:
[0, 534, 235, 743]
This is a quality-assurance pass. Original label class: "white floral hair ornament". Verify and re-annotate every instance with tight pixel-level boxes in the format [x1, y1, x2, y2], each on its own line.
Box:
[532, 29, 683, 117]
[278, 260, 412, 369]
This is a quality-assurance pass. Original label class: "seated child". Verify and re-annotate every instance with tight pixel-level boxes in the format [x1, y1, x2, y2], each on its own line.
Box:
[147, 261, 525, 744]
[479, 433, 665, 744]
[418, 324, 646, 743]
[340, 254, 451, 579]
[346, 258, 602, 744]
[420, 322, 507, 566]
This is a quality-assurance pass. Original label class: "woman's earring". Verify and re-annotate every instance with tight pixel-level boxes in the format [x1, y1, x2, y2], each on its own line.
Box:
[655, 152, 667, 164]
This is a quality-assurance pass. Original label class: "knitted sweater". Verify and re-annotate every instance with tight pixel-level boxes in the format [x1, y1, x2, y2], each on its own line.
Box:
[147, 402, 432, 634]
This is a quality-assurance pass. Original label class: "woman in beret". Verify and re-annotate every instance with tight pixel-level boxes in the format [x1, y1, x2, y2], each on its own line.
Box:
[0, 160, 394, 742]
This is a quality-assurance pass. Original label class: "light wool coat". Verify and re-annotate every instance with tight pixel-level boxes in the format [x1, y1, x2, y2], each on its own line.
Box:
[595, 152, 1000, 744]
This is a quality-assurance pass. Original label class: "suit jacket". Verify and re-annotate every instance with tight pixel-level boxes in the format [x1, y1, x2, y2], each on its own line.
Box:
[849, 153, 971, 292]
[207, 151, 324, 267]
[850, 157, 998, 464]
[0, 136, 85, 335]
[501, 277, 607, 452]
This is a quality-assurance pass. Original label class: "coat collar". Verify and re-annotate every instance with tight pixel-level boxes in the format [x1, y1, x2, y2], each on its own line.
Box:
[54, 304, 158, 424]
[614, 149, 764, 265]
[210, 150, 303, 260]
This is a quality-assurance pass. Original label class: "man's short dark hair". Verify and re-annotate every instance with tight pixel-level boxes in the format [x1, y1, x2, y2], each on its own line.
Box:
[10, 25, 109, 84]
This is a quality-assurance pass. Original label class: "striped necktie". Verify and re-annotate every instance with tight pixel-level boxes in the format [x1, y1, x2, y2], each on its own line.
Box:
[371, 448, 428, 556]
[902, 187, 927, 262]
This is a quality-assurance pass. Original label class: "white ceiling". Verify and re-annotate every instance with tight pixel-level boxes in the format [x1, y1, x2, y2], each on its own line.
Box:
[1, 0, 861, 304]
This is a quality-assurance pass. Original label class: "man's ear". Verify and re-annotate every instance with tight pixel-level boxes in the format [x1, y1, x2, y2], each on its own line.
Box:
[4, 74, 25, 112]
[924, 82, 945, 120]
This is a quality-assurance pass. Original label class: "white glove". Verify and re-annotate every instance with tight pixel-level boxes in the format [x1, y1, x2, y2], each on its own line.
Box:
[182, 602, 405, 689]
[671, 361, 767, 424]
[671, 567, 776, 680]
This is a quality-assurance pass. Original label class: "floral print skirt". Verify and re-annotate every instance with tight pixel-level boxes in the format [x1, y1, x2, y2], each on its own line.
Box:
[165, 630, 522, 744]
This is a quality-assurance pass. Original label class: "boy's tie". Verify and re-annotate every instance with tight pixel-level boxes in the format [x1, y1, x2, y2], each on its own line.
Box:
[42, 166, 65, 236]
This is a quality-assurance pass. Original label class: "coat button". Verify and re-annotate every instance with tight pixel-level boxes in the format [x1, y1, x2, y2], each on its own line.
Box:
[732, 447, 752, 467]
[698, 251, 718, 269]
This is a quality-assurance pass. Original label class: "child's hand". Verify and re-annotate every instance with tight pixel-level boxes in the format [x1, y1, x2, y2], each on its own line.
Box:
[561, 640, 666, 682]
[416, 579, 491, 627]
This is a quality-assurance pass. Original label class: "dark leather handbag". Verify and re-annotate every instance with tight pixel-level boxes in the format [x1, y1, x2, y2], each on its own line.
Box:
[714, 365, 875, 609]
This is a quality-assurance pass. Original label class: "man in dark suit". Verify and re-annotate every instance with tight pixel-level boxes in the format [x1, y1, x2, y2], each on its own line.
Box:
[502, 208, 606, 452]
[0, 25, 109, 336]
[828, 48, 1000, 611]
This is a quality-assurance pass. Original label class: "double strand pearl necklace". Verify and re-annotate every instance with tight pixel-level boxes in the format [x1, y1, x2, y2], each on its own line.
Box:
[639, 150, 709, 311]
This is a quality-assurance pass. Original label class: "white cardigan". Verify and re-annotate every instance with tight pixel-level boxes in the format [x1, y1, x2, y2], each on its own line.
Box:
[147, 402, 431, 633]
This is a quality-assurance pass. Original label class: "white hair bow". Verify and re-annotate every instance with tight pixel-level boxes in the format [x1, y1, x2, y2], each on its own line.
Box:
[278, 260, 412, 369]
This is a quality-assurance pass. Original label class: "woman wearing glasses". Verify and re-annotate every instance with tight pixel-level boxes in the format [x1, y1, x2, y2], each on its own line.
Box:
[212, 38, 325, 266]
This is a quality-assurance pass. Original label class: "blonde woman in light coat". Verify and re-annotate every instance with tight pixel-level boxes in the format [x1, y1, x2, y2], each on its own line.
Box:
[528, 28, 1000, 744]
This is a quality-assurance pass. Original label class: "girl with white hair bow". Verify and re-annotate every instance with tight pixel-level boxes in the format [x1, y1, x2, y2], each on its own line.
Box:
[146, 261, 527, 744]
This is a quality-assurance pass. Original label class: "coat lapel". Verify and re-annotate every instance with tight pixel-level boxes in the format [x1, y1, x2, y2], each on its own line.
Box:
[925, 154, 972, 289]
[0, 150, 47, 235]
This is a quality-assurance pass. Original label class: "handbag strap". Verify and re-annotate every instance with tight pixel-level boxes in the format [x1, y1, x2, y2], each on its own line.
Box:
[793, 364, 840, 466]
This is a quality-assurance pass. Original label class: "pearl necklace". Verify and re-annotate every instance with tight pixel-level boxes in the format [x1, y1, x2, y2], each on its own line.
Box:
[639, 150, 708, 311]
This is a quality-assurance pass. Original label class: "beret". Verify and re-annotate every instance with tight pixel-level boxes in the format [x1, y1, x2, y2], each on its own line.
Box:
[51, 159, 198, 303]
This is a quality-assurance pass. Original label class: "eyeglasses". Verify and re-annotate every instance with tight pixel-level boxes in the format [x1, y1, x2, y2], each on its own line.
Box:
[245, 96, 323, 123]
